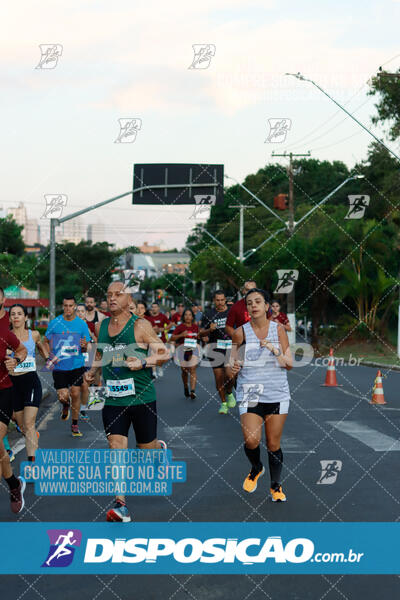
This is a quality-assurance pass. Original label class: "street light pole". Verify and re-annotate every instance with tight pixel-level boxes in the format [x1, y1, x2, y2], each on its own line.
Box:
[49, 218, 57, 318]
[285, 72, 400, 163]
[285, 71, 400, 353]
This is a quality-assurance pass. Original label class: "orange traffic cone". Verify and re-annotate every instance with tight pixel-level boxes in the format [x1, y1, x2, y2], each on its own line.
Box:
[370, 370, 386, 405]
[322, 348, 342, 387]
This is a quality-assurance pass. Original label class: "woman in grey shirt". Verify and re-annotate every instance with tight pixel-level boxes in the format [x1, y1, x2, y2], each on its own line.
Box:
[227, 288, 292, 502]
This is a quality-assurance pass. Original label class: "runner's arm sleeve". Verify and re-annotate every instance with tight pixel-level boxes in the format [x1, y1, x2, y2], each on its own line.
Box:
[7, 330, 22, 352]
[225, 305, 236, 328]
[170, 324, 183, 341]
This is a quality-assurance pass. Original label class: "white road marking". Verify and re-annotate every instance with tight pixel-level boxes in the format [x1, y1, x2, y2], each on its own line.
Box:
[304, 408, 344, 411]
[327, 421, 400, 451]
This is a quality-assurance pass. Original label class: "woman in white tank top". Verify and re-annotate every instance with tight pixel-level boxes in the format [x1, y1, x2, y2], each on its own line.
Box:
[227, 289, 293, 502]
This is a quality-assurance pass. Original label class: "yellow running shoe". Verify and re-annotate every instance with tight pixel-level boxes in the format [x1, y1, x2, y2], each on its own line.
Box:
[270, 485, 287, 502]
[243, 466, 265, 493]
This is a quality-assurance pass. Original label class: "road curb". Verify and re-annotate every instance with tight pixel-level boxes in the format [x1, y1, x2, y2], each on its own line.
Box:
[359, 360, 400, 372]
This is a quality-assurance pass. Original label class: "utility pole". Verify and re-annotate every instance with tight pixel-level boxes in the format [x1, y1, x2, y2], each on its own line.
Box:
[201, 280, 206, 309]
[229, 205, 255, 262]
[271, 151, 311, 343]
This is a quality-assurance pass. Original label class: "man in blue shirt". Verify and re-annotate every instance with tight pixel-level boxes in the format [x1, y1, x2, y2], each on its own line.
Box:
[44, 296, 90, 437]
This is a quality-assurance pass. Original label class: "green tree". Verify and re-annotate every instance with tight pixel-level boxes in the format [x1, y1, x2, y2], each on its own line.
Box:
[37, 241, 120, 305]
[0, 216, 24, 255]
[369, 69, 400, 140]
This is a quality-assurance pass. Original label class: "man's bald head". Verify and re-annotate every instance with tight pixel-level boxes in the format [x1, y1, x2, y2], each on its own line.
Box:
[106, 281, 130, 314]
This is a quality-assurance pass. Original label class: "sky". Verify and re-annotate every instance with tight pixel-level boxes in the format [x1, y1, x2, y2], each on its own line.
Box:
[1, 0, 400, 250]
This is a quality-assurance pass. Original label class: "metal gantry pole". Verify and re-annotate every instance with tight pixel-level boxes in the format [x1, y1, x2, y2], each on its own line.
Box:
[49, 218, 57, 319]
[48, 182, 220, 320]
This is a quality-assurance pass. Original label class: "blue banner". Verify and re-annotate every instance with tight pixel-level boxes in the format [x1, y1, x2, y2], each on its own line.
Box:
[1, 523, 399, 574]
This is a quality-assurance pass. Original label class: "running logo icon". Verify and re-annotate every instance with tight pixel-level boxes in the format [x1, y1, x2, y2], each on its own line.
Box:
[274, 270, 299, 294]
[317, 460, 342, 485]
[241, 383, 264, 408]
[190, 195, 216, 219]
[36, 44, 63, 69]
[265, 119, 291, 143]
[188, 44, 216, 69]
[114, 118, 142, 143]
[42, 194, 68, 219]
[42, 529, 82, 567]
[123, 269, 145, 293]
[345, 195, 370, 219]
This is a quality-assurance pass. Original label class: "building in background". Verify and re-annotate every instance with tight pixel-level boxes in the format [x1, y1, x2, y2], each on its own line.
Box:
[139, 241, 161, 254]
[59, 216, 85, 244]
[87, 222, 107, 244]
[25, 218, 40, 245]
[119, 251, 189, 279]
[6, 202, 40, 245]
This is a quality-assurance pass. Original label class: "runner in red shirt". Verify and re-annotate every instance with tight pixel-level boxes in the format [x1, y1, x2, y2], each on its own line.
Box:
[269, 300, 292, 332]
[145, 302, 171, 342]
[99, 300, 111, 317]
[170, 308, 199, 400]
[225, 280, 257, 338]
[145, 303, 172, 378]
[170, 303, 184, 327]
[0, 288, 28, 514]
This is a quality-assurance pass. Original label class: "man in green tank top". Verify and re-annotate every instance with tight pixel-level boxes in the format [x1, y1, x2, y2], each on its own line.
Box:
[86, 281, 170, 522]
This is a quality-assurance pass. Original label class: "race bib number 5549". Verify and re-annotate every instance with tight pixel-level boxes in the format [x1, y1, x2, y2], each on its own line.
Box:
[106, 378, 135, 397]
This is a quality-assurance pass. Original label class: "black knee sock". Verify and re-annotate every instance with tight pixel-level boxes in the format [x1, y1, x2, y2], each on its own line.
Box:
[244, 444, 262, 472]
[5, 474, 19, 490]
[268, 448, 283, 489]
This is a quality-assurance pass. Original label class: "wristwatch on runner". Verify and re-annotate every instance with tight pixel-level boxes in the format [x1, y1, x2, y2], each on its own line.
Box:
[15, 356, 21, 364]
[141, 359, 147, 369]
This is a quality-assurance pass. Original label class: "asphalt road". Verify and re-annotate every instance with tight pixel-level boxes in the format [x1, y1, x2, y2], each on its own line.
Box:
[1, 357, 400, 599]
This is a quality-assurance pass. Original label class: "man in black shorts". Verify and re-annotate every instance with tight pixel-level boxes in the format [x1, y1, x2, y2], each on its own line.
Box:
[43, 296, 90, 437]
[86, 281, 171, 522]
[200, 290, 236, 415]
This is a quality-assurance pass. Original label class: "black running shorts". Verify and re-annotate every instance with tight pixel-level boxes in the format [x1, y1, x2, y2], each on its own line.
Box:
[0, 387, 13, 426]
[10, 372, 42, 412]
[242, 401, 289, 418]
[52, 367, 86, 390]
[102, 401, 157, 444]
